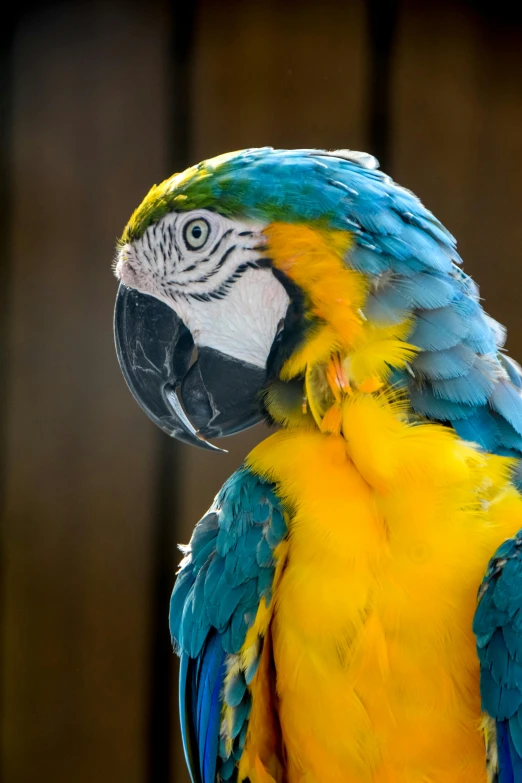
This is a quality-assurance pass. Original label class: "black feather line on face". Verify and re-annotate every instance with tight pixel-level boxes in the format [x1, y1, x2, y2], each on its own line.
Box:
[164, 244, 239, 288]
[186, 260, 261, 302]
[209, 227, 233, 256]
[265, 268, 308, 380]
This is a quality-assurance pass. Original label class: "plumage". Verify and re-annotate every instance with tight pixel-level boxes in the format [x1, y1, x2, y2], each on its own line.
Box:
[116, 147, 522, 782]
[412, 343, 477, 380]
[170, 468, 287, 782]
[473, 531, 522, 778]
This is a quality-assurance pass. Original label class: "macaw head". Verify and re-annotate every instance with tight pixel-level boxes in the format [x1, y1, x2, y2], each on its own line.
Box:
[114, 147, 459, 449]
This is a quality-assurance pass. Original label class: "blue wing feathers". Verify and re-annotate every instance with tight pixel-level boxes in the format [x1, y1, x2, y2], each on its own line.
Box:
[491, 383, 522, 438]
[256, 536, 273, 568]
[464, 315, 500, 355]
[452, 408, 501, 452]
[412, 344, 476, 380]
[430, 365, 496, 406]
[202, 646, 225, 783]
[502, 357, 522, 389]
[498, 721, 515, 783]
[392, 271, 456, 310]
[171, 467, 287, 783]
[407, 387, 473, 422]
[350, 246, 392, 275]
[509, 728, 522, 782]
[510, 711, 522, 760]
[178, 634, 226, 783]
[408, 307, 470, 352]
[474, 532, 522, 779]
[179, 653, 200, 783]
[224, 671, 247, 708]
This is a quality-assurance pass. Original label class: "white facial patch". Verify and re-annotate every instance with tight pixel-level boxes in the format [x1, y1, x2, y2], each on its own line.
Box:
[173, 266, 289, 367]
[115, 210, 291, 368]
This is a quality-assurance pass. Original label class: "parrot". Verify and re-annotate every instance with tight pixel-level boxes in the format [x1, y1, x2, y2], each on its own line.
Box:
[113, 147, 522, 783]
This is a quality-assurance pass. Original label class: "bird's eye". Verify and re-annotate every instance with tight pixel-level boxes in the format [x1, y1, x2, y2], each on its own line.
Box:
[183, 218, 210, 250]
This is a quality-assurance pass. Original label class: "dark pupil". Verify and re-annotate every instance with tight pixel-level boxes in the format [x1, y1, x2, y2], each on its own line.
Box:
[192, 225, 202, 239]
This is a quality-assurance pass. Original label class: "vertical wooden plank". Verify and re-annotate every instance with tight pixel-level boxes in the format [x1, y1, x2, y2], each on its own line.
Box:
[0, 8, 16, 778]
[1, 2, 169, 781]
[193, 0, 368, 161]
[392, 0, 522, 355]
[367, 0, 399, 167]
[170, 2, 369, 779]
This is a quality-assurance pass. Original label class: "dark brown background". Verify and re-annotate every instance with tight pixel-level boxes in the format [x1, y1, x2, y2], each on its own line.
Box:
[1, 1, 521, 781]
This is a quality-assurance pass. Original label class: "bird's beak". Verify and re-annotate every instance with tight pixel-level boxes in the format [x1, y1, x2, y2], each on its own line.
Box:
[114, 284, 267, 450]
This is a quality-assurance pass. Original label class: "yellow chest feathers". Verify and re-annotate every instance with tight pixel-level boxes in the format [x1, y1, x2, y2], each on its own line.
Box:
[247, 419, 522, 783]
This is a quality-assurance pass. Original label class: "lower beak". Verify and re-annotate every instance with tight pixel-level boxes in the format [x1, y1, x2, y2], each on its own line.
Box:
[114, 284, 266, 450]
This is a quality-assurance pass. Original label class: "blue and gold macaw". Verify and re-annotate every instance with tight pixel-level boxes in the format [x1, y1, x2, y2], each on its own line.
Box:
[114, 148, 522, 783]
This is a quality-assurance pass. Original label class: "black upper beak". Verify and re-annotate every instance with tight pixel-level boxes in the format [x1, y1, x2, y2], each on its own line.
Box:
[114, 284, 267, 450]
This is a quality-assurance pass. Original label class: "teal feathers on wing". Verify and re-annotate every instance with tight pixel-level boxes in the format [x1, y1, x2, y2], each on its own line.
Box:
[474, 531, 522, 781]
[170, 468, 286, 783]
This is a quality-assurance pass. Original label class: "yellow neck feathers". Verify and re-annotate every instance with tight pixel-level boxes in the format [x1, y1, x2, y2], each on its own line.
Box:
[263, 223, 418, 436]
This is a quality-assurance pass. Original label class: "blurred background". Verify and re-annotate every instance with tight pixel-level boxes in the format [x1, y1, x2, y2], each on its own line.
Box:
[1, 0, 521, 781]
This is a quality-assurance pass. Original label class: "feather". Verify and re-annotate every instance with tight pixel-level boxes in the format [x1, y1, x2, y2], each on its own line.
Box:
[170, 567, 195, 646]
[408, 385, 473, 421]
[475, 531, 522, 782]
[408, 306, 470, 351]
[179, 654, 200, 783]
[189, 513, 219, 560]
[202, 648, 226, 783]
[348, 245, 393, 275]
[224, 526, 263, 584]
[244, 651, 261, 685]
[219, 755, 236, 781]
[412, 343, 476, 380]
[393, 271, 458, 310]
[224, 671, 247, 708]
[452, 408, 500, 451]
[373, 231, 452, 272]
[508, 730, 522, 781]
[431, 363, 496, 406]
[364, 289, 411, 324]
[256, 536, 274, 568]
[230, 694, 252, 739]
[509, 709, 522, 762]
[497, 721, 515, 783]
[501, 356, 522, 389]
[490, 381, 522, 437]
[257, 565, 273, 600]
[188, 561, 212, 657]
[401, 210, 456, 245]
[464, 313, 500, 355]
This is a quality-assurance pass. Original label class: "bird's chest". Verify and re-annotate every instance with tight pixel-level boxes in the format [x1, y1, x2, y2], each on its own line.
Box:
[266, 437, 490, 783]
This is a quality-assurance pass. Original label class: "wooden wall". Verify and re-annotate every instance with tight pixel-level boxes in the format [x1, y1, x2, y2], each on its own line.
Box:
[0, 1, 520, 782]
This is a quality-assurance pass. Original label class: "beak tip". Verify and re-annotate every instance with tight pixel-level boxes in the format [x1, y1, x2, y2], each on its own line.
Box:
[193, 433, 228, 453]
